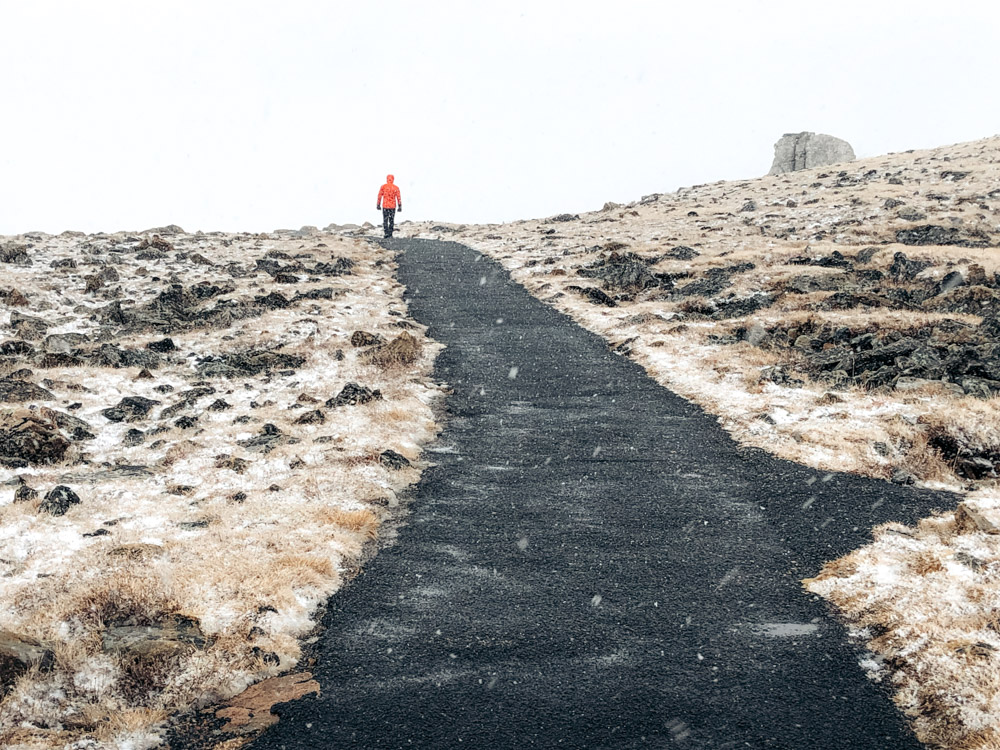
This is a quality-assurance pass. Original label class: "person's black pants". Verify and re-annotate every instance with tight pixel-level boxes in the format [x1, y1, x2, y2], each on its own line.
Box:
[382, 208, 396, 238]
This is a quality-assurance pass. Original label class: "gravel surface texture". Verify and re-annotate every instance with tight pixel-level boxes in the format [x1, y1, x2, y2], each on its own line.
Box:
[251, 238, 952, 749]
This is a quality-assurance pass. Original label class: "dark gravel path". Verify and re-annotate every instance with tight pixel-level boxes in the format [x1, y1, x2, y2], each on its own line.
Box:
[252, 238, 948, 749]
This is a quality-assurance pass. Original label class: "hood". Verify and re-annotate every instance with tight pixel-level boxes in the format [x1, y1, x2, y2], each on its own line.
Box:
[386, 174, 394, 184]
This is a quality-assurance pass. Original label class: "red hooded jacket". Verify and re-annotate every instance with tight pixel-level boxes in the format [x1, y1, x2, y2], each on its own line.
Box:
[377, 175, 402, 210]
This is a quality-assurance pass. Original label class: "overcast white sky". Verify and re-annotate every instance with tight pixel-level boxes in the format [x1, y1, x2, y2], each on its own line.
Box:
[2, 1, 998, 234]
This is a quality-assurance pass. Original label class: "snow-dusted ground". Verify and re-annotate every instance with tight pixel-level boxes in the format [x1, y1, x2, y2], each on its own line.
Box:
[404, 135, 1000, 748]
[0, 229, 442, 748]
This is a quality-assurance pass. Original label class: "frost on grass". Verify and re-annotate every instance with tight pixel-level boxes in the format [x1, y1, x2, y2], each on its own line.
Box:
[805, 497, 1000, 749]
[410, 135, 1000, 749]
[0, 230, 442, 747]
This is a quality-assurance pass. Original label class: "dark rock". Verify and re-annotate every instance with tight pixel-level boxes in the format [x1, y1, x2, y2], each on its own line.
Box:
[88, 344, 161, 370]
[207, 398, 231, 411]
[711, 293, 775, 319]
[0, 410, 70, 466]
[961, 377, 1000, 399]
[896, 207, 927, 221]
[122, 429, 145, 447]
[237, 423, 297, 454]
[293, 409, 326, 425]
[215, 454, 250, 474]
[326, 383, 383, 408]
[350, 330, 384, 348]
[0, 244, 31, 265]
[941, 170, 971, 181]
[39, 485, 81, 515]
[83, 528, 111, 538]
[0, 630, 54, 691]
[665, 246, 700, 260]
[883, 198, 904, 209]
[13, 483, 38, 502]
[379, 449, 411, 470]
[888, 251, 931, 281]
[312, 257, 355, 276]
[101, 396, 161, 423]
[196, 350, 305, 378]
[577, 252, 659, 293]
[896, 225, 990, 248]
[10, 312, 49, 340]
[0, 340, 34, 356]
[174, 415, 199, 429]
[891, 469, 916, 485]
[739, 200, 757, 212]
[255, 292, 292, 310]
[788, 250, 852, 269]
[0, 380, 54, 403]
[937, 271, 965, 295]
[147, 338, 177, 353]
[37, 352, 84, 368]
[569, 286, 617, 307]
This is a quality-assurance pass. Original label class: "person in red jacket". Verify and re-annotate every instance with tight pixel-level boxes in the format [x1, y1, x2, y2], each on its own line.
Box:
[376, 175, 402, 238]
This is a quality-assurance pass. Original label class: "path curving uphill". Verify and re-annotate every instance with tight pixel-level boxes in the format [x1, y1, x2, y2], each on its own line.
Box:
[251, 238, 948, 749]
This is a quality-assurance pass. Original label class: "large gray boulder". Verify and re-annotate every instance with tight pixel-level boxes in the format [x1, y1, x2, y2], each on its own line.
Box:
[768, 132, 856, 175]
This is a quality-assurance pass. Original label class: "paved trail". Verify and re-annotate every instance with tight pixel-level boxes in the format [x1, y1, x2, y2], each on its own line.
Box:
[253, 238, 949, 749]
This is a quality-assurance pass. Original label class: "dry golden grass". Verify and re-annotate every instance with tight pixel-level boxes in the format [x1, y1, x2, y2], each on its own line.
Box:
[0, 231, 443, 747]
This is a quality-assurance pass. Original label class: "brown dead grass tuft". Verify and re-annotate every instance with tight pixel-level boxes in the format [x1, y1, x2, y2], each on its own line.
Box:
[363, 332, 423, 368]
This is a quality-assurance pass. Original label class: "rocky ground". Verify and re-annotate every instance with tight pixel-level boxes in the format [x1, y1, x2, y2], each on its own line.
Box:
[0, 228, 441, 748]
[404, 135, 1000, 749]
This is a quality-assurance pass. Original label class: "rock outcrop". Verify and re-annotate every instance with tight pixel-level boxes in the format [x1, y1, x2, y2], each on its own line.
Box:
[768, 132, 856, 175]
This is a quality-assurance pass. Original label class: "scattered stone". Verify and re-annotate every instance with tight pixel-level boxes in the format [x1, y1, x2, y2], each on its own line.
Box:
[101, 396, 161, 423]
[0, 630, 54, 691]
[577, 252, 659, 293]
[147, 338, 177, 353]
[39, 485, 81, 515]
[379, 450, 411, 470]
[174, 415, 199, 430]
[890, 469, 916, 485]
[350, 330, 383, 348]
[9, 312, 49, 340]
[896, 206, 927, 222]
[122, 429, 145, 446]
[238, 423, 297, 454]
[102, 615, 209, 660]
[215, 454, 250, 474]
[293, 409, 326, 425]
[327, 383, 382, 408]
[568, 286, 617, 307]
[665, 246, 700, 260]
[13, 483, 39, 502]
[0, 409, 70, 466]
[196, 350, 305, 378]
[0, 380, 54, 403]
[896, 225, 990, 248]
[888, 251, 931, 281]
[207, 398, 231, 411]
[1, 288, 29, 306]
[956, 501, 1000, 534]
